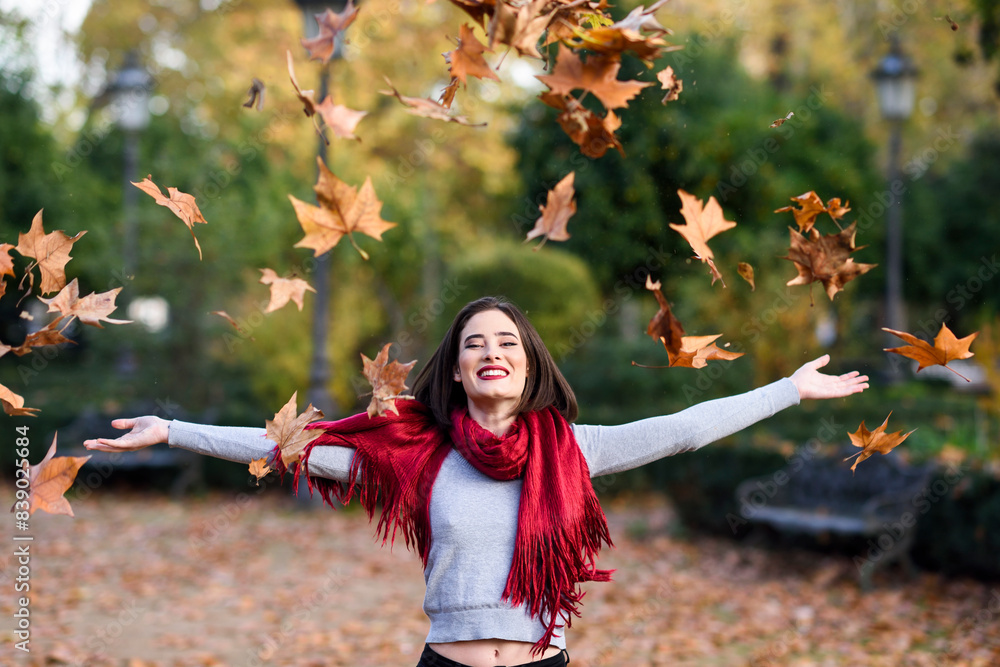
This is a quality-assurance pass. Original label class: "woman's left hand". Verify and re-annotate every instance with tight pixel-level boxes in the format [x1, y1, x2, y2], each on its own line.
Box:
[789, 354, 869, 400]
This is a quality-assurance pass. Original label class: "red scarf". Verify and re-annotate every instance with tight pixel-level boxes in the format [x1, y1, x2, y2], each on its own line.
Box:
[269, 400, 613, 653]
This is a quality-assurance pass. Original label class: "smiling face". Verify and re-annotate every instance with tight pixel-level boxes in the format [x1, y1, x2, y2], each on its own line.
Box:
[454, 309, 529, 415]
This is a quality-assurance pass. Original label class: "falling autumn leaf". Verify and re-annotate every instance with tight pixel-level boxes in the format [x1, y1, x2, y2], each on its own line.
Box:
[19, 434, 90, 516]
[131, 176, 207, 260]
[488, 0, 555, 59]
[883, 323, 978, 381]
[536, 44, 652, 111]
[380, 78, 486, 126]
[248, 457, 273, 485]
[361, 343, 417, 418]
[438, 77, 461, 108]
[669, 190, 737, 286]
[211, 310, 255, 340]
[540, 92, 625, 158]
[776, 191, 850, 234]
[656, 66, 682, 104]
[769, 111, 794, 128]
[737, 262, 755, 291]
[315, 98, 367, 141]
[15, 210, 87, 295]
[259, 268, 316, 313]
[525, 172, 575, 249]
[783, 222, 876, 301]
[39, 278, 131, 328]
[0, 382, 39, 416]
[564, 0, 680, 65]
[0, 242, 14, 297]
[633, 334, 743, 370]
[290, 156, 397, 260]
[301, 0, 360, 64]
[8, 319, 76, 357]
[446, 23, 500, 85]
[243, 78, 265, 110]
[936, 14, 959, 31]
[266, 392, 324, 468]
[844, 412, 915, 474]
[644, 275, 684, 357]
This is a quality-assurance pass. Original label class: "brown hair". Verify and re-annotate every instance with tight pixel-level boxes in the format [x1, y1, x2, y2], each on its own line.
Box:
[412, 296, 578, 427]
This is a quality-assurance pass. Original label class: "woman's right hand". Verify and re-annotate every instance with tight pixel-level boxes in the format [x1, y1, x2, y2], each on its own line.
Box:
[83, 416, 170, 452]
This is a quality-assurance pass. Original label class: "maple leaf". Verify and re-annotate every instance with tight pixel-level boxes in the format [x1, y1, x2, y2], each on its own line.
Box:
[315, 98, 367, 141]
[0, 382, 39, 416]
[669, 190, 737, 286]
[844, 413, 915, 474]
[565, 0, 680, 64]
[362, 342, 417, 418]
[9, 319, 76, 357]
[19, 434, 90, 516]
[131, 176, 207, 260]
[883, 323, 978, 381]
[287, 50, 319, 117]
[448, 0, 495, 28]
[290, 157, 397, 259]
[39, 278, 131, 328]
[541, 92, 625, 158]
[657, 66, 682, 104]
[438, 77, 461, 108]
[0, 242, 14, 297]
[537, 44, 652, 111]
[737, 262, 755, 291]
[266, 392, 324, 468]
[447, 23, 500, 85]
[776, 191, 850, 234]
[243, 78, 265, 110]
[301, 0, 360, 64]
[380, 78, 486, 126]
[15, 210, 87, 295]
[248, 457, 273, 485]
[783, 222, 876, 301]
[525, 172, 576, 249]
[488, 0, 554, 59]
[644, 275, 684, 357]
[632, 334, 743, 369]
[259, 268, 316, 313]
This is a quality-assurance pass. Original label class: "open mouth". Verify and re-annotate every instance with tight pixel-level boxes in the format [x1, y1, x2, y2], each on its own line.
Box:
[477, 367, 509, 379]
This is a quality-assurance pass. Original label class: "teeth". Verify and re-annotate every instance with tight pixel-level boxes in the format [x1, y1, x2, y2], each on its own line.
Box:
[479, 369, 507, 377]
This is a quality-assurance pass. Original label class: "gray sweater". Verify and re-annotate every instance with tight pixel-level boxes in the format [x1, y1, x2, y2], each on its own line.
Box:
[167, 378, 800, 649]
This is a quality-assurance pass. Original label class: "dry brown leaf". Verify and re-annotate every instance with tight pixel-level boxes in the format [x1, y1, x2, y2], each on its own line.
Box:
[380, 78, 486, 126]
[0, 382, 39, 416]
[291, 157, 396, 259]
[783, 222, 876, 301]
[644, 275, 685, 357]
[9, 319, 76, 357]
[488, 0, 553, 59]
[301, 0, 360, 64]
[438, 77, 461, 108]
[314, 98, 367, 141]
[259, 268, 316, 313]
[769, 111, 794, 128]
[525, 172, 575, 249]
[20, 434, 90, 516]
[537, 44, 652, 111]
[541, 92, 625, 158]
[844, 413, 915, 474]
[131, 176, 207, 260]
[775, 191, 850, 234]
[669, 190, 737, 286]
[248, 457, 273, 485]
[210, 310, 255, 340]
[266, 392, 324, 468]
[362, 343, 417, 418]
[243, 78, 265, 111]
[447, 23, 500, 85]
[15, 210, 87, 295]
[39, 278, 131, 328]
[737, 262, 755, 291]
[883, 323, 978, 381]
[657, 66, 682, 103]
[668, 334, 744, 369]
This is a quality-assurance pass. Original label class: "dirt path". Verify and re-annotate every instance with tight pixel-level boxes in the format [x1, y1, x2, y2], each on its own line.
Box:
[2, 488, 996, 666]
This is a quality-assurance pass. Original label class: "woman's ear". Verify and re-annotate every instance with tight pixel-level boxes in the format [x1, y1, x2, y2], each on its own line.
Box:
[453, 367, 461, 382]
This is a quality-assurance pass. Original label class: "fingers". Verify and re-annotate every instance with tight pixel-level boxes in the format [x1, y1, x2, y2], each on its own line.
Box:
[810, 354, 831, 369]
[111, 418, 137, 430]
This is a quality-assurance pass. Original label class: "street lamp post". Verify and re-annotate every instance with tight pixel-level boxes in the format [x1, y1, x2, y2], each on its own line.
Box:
[871, 35, 917, 381]
[293, 0, 350, 418]
[109, 51, 152, 373]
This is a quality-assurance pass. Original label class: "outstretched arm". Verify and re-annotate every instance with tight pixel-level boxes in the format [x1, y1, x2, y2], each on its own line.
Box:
[574, 355, 868, 478]
[85, 417, 356, 482]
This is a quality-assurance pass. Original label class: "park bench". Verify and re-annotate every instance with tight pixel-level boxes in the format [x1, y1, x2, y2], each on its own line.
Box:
[734, 446, 936, 589]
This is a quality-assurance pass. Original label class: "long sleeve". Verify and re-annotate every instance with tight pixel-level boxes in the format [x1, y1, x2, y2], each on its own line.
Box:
[166, 420, 356, 482]
[572, 378, 801, 478]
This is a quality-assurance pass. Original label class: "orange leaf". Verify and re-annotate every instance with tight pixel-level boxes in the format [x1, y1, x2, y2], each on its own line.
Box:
[668, 334, 743, 369]
[20, 434, 90, 516]
[315, 98, 367, 141]
[525, 172, 575, 248]
[15, 210, 86, 295]
[248, 457, 273, 485]
[0, 382, 39, 416]
[488, 0, 554, 59]
[266, 392, 324, 468]
[290, 157, 397, 259]
[541, 93, 625, 158]
[447, 23, 500, 85]
[883, 323, 978, 381]
[737, 262, 755, 291]
[361, 343, 417, 418]
[39, 278, 131, 328]
[259, 268, 316, 313]
[775, 191, 850, 233]
[300, 0, 360, 64]
[783, 222, 876, 301]
[644, 275, 684, 357]
[656, 66, 682, 104]
[536, 44, 651, 111]
[844, 412, 915, 474]
[131, 176, 207, 260]
[769, 111, 794, 128]
[211, 310, 255, 340]
[380, 78, 487, 127]
[669, 190, 737, 286]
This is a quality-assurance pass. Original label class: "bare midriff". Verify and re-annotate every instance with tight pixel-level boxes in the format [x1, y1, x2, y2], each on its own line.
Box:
[428, 639, 561, 666]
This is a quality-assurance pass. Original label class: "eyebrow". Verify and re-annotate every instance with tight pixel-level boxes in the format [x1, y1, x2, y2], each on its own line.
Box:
[463, 331, 520, 344]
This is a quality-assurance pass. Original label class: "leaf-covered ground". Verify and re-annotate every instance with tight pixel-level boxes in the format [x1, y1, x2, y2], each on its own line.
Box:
[3, 488, 997, 666]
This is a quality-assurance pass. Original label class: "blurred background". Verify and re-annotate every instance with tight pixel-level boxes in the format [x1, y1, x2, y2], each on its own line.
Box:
[0, 0, 998, 663]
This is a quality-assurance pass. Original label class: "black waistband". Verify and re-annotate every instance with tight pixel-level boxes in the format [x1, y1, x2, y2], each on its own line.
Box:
[417, 644, 569, 667]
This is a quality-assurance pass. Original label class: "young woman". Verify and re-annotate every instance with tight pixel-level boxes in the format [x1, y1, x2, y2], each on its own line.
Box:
[85, 296, 868, 667]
